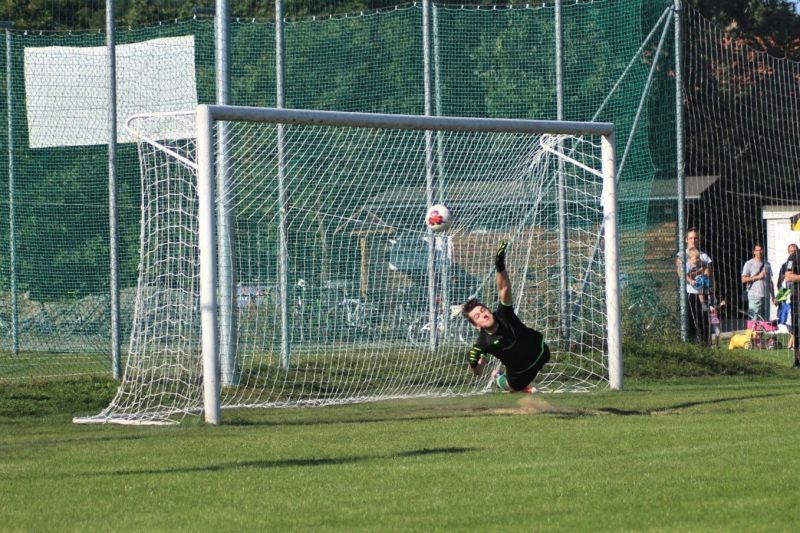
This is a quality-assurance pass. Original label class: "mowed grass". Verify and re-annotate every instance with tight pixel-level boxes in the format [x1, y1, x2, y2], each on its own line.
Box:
[2, 359, 800, 531]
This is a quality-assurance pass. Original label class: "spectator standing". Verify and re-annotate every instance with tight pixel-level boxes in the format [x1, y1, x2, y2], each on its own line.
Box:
[783, 248, 800, 368]
[676, 228, 712, 346]
[741, 244, 773, 321]
[776, 244, 796, 347]
[777, 244, 797, 290]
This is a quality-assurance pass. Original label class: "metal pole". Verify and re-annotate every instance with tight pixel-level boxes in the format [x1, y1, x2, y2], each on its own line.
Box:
[205, 105, 613, 136]
[197, 105, 221, 425]
[674, 0, 687, 341]
[432, 3, 450, 343]
[555, 0, 570, 342]
[106, 1, 121, 378]
[423, 0, 438, 352]
[4, 25, 18, 355]
[216, 0, 239, 384]
[601, 133, 622, 390]
[275, 0, 291, 369]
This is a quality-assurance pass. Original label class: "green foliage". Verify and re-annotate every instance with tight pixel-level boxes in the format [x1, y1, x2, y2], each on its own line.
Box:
[687, 0, 800, 59]
[0, 1, 413, 31]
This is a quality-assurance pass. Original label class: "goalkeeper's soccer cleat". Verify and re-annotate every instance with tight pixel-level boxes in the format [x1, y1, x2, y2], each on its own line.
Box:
[491, 369, 510, 392]
[520, 385, 539, 394]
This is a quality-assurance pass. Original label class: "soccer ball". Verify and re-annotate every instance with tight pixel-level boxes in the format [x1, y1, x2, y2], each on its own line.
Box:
[425, 204, 451, 232]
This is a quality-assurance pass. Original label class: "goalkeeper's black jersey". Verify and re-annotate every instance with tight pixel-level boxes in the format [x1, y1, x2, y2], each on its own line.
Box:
[469, 303, 548, 375]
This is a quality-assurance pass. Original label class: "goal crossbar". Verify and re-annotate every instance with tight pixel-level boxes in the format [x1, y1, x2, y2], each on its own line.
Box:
[201, 104, 615, 136]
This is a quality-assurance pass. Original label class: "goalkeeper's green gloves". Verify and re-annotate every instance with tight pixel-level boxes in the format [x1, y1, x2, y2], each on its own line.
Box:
[495, 240, 508, 273]
[468, 346, 486, 369]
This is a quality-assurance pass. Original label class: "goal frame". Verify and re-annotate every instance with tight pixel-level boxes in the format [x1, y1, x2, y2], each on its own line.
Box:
[196, 104, 621, 425]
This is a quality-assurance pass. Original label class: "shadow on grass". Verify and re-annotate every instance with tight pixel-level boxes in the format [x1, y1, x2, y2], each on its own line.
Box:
[586, 391, 796, 417]
[85, 446, 478, 477]
[2, 433, 156, 451]
[223, 411, 493, 428]
[224, 390, 800, 425]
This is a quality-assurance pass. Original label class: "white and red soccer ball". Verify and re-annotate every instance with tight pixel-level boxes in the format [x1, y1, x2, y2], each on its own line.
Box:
[425, 204, 451, 233]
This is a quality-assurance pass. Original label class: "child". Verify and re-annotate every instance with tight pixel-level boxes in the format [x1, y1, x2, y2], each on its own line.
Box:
[708, 295, 725, 348]
[687, 247, 711, 307]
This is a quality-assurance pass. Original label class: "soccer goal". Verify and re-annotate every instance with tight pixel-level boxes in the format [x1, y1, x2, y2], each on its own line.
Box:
[75, 106, 620, 425]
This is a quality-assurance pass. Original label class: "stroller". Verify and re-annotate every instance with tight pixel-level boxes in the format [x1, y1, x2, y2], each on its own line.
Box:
[728, 311, 780, 350]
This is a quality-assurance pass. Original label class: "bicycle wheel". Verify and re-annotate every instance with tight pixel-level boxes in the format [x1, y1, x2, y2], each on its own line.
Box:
[348, 300, 374, 330]
[406, 315, 433, 347]
[450, 316, 475, 347]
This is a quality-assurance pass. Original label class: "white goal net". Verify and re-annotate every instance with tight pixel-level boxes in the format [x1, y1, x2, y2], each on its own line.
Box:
[76, 106, 619, 425]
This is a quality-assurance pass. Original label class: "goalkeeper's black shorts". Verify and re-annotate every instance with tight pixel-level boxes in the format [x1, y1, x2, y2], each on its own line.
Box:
[506, 343, 551, 391]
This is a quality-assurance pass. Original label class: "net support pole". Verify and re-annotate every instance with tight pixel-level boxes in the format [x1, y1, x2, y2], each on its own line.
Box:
[197, 105, 221, 425]
[275, 0, 291, 368]
[423, 0, 438, 352]
[432, 4, 450, 342]
[674, 0, 687, 341]
[4, 24, 18, 355]
[216, 0, 239, 384]
[106, 0, 121, 379]
[555, 0, 571, 343]
[602, 132, 622, 390]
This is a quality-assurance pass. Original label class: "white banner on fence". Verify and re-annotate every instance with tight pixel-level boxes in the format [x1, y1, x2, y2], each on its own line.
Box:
[24, 35, 198, 148]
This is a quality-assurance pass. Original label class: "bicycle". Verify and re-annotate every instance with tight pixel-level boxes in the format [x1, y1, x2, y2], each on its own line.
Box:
[322, 282, 379, 340]
[0, 308, 52, 336]
[335, 297, 375, 330]
[405, 299, 472, 348]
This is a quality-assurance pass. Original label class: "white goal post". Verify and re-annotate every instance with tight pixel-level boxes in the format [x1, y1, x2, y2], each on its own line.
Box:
[76, 105, 620, 426]
[197, 106, 620, 424]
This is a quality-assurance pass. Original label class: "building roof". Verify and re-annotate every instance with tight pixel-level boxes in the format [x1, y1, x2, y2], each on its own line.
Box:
[649, 175, 719, 201]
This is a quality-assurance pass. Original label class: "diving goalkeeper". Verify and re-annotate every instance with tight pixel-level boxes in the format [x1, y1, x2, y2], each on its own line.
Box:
[461, 240, 551, 393]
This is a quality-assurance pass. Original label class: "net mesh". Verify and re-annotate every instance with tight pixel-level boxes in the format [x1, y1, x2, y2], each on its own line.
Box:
[0, 2, 673, 382]
[682, 4, 800, 330]
[79, 111, 612, 424]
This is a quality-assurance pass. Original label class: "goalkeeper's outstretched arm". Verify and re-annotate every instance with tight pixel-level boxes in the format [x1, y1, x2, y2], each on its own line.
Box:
[495, 240, 512, 306]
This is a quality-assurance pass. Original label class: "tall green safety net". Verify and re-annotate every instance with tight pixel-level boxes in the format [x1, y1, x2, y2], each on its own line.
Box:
[1, 0, 677, 384]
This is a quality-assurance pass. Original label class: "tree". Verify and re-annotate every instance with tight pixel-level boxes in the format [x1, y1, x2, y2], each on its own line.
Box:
[687, 0, 800, 59]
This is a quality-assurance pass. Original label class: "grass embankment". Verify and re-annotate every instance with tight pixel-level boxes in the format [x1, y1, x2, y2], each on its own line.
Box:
[1, 342, 796, 422]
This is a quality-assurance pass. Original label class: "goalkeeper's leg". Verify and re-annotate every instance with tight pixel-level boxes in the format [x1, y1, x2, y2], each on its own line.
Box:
[505, 344, 551, 393]
[490, 368, 511, 392]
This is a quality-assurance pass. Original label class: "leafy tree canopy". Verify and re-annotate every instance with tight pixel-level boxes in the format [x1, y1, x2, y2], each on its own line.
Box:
[688, 0, 800, 59]
[2, 0, 799, 59]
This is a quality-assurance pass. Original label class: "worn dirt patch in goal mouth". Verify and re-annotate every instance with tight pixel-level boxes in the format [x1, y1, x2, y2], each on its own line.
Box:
[486, 396, 577, 416]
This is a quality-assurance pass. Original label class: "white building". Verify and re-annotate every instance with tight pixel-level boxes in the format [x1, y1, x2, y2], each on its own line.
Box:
[762, 206, 800, 320]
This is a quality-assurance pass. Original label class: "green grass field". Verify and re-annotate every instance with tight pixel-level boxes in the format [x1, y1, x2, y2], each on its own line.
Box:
[3, 344, 800, 531]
